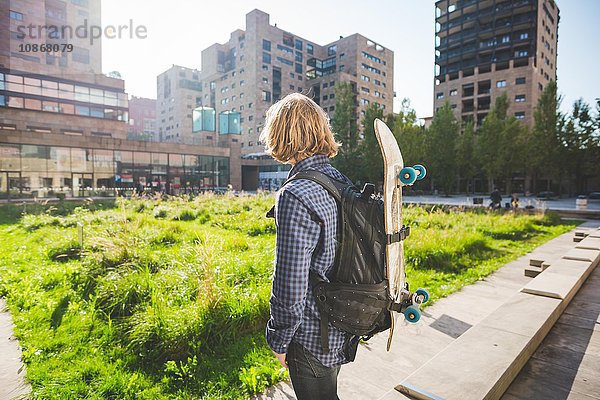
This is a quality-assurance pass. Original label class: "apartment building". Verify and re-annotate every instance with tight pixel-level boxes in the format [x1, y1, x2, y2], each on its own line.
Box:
[0, 0, 239, 198]
[433, 0, 559, 127]
[157, 9, 394, 189]
[128, 96, 156, 140]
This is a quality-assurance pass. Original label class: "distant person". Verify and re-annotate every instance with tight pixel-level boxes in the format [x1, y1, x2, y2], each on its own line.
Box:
[490, 188, 502, 209]
[511, 193, 520, 209]
[260, 93, 352, 400]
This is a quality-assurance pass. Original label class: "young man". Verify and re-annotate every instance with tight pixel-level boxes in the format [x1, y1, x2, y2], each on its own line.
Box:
[260, 93, 351, 399]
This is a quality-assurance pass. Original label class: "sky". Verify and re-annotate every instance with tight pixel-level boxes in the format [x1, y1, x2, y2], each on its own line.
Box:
[101, 0, 599, 117]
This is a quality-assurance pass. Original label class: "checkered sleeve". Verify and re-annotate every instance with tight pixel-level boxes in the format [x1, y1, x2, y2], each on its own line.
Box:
[266, 190, 320, 354]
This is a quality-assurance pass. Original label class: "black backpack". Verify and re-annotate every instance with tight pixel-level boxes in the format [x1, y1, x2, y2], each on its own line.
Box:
[280, 170, 409, 361]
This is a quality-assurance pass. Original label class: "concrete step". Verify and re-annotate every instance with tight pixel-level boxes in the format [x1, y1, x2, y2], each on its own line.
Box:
[394, 235, 600, 400]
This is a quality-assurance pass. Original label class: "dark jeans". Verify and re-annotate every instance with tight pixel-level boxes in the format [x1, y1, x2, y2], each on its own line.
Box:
[286, 341, 341, 400]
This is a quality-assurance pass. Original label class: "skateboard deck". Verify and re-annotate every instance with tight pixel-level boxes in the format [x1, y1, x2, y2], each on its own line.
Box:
[374, 118, 406, 350]
[374, 118, 428, 351]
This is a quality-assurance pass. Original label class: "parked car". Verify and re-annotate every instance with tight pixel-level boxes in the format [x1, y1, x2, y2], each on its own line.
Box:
[588, 191, 600, 200]
[536, 191, 558, 200]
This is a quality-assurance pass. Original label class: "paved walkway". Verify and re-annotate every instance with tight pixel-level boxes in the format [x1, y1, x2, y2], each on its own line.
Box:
[252, 221, 600, 400]
[403, 195, 600, 213]
[0, 298, 30, 400]
[502, 259, 600, 400]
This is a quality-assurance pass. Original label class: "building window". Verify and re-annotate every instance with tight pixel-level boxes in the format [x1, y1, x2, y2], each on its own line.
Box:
[307, 43, 314, 55]
[515, 50, 528, 57]
[72, 47, 90, 64]
[328, 45, 337, 56]
[515, 112, 525, 120]
[283, 33, 294, 47]
[322, 95, 328, 101]
[323, 82, 329, 88]
[361, 75, 370, 82]
[515, 94, 526, 103]
[295, 39, 303, 51]
[262, 65, 269, 71]
[240, 80, 245, 86]
[262, 52, 271, 64]
[436, 92, 444, 99]
[9, 10, 24, 20]
[295, 63, 302, 74]
[248, 102, 253, 109]
[263, 39, 271, 52]
[262, 91, 271, 102]
[262, 77, 269, 84]
[520, 32, 529, 40]
[360, 98, 370, 106]
[501, 35, 510, 44]
[289, 85, 295, 90]
[295, 51, 303, 63]
[516, 77, 526, 85]
[361, 87, 370, 94]
[450, 89, 457, 96]
[496, 80, 507, 88]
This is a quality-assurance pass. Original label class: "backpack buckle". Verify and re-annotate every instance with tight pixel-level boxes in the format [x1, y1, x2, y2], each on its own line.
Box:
[386, 225, 410, 244]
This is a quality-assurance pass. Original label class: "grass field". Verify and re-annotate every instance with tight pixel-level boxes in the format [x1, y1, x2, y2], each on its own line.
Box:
[0, 195, 577, 399]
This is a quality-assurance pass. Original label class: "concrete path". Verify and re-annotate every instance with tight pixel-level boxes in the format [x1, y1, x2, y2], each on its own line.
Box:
[0, 298, 30, 400]
[403, 195, 600, 213]
[502, 260, 600, 400]
[252, 221, 600, 400]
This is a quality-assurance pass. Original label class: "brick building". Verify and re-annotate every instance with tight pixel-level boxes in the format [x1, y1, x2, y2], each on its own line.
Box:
[0, 0, 239, 199]
[433, 0, 559, 128]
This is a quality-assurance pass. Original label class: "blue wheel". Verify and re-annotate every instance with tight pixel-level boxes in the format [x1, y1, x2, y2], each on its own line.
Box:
[399, 167, 417, 185]
[403, 305, 421, 323]
[413, 164, 427, 181]
[415, 288, 430, 304]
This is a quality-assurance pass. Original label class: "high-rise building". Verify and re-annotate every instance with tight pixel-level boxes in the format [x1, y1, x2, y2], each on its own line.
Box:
[201, 9, 394, 155]
[156, 66, 203, 143]
[0, 0, 240, 198]
[157, 9, 394, 189]
[433, 0, 559, 127]
[128, 96, 156, 140]
[1, 0, 129, 137]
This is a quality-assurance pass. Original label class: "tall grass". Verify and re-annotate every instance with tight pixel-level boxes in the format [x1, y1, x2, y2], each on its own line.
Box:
[0, 195, 576, 399]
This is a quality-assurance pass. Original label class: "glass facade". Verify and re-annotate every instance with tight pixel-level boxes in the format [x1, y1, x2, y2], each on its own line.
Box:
[0, 71, 129, 121]
[0, 143, 230, 199]
[192, 107, 216, 132]
[218, 111, 241, 134]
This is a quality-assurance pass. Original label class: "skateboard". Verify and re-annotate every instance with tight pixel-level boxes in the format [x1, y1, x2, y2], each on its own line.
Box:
[373, 118, 429, 351]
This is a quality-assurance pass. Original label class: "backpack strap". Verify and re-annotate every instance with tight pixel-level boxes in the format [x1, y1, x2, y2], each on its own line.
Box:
[284, 170, 347, 203]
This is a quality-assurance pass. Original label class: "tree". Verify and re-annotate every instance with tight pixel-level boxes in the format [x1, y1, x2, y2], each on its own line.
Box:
[475, 93, 528, 193]
[390, 98, 428, 187]
[358, 104, 384, 185]
[426, 101, 459, 195]
[529, 80, 561, 193]
[330, 82, 360, 181]
[456, 120, 476, 193]
[558, 98, 600, 195]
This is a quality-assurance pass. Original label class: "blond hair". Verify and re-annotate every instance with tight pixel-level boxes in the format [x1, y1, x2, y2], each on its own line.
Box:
[259, 93, 340, 164]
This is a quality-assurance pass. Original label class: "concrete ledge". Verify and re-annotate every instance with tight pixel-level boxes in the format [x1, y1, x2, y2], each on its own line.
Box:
[395, 231, 600, 400]
[562, 248, 600, 262]
[395, 293, 563, 400]
[520, 258, 595, 300]
[575, 237, 600, 251]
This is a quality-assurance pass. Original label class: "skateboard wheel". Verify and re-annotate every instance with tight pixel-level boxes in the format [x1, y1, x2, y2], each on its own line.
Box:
[399, 167, 417, 185]
[415, 288, 430, 304]
[413, 164, 427, 181]
[403, 305, 421, 323]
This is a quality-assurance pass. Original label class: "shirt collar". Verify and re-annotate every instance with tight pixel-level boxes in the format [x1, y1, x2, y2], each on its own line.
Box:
[288, 154, 330, 178]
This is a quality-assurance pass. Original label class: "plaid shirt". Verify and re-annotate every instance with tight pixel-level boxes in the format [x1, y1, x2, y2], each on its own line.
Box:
[266, 155, 352, 368]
